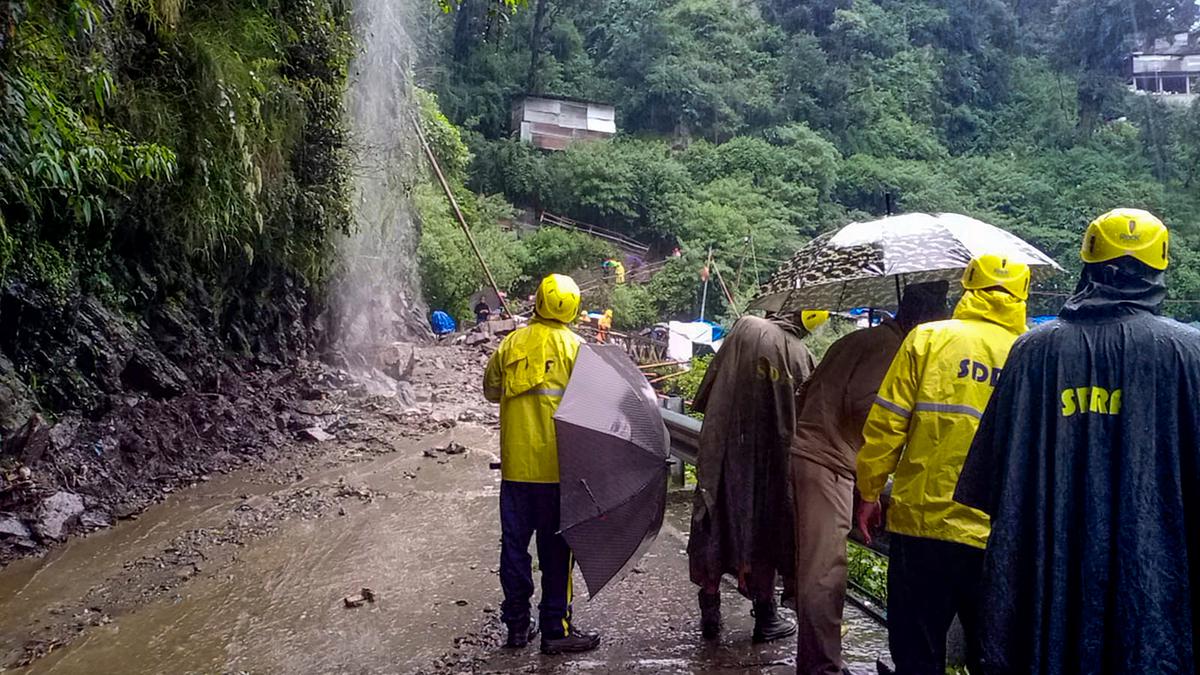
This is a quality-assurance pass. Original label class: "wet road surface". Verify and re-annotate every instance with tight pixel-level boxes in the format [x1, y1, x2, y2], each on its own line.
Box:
[0, 424, 886, 674]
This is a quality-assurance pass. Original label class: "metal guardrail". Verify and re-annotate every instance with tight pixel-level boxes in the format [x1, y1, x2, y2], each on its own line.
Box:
[661, 408, 700, 466]
[661, 406, 890, 556]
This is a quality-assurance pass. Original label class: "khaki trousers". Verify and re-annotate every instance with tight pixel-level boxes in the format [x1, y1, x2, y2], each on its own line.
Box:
[791, 455, 854, 675]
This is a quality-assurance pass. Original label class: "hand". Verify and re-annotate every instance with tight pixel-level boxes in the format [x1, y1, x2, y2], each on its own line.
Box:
[856, 500, 883, 545]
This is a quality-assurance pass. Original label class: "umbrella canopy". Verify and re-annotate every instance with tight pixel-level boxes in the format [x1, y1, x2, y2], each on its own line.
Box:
[553, 344, 670, 598]
[751, 212, 1063, 313]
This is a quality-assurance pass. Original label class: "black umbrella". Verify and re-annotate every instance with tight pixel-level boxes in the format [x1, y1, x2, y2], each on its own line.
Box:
[553, 344, 670, 598]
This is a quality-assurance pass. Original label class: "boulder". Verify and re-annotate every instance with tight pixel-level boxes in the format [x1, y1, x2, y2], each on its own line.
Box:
[0, 514, 31, 539]
[36, 491, 85, 541]
[379, 342, 416, 381]
[0, 354, 34, 435]
[121, 341, 189, 398]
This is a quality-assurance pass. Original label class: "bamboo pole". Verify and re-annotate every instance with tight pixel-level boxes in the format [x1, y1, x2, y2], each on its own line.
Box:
[711, 258, 736, 308]
[410, 114, 513, 317]
[648, 370, 689, 385]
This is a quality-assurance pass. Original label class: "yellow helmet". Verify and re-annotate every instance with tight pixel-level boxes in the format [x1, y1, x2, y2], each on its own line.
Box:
[800, 310, 830, 332]
[961, 254, 1031, 301]
[1081, 208, 1169, 270]
[534, 274, 581, 323]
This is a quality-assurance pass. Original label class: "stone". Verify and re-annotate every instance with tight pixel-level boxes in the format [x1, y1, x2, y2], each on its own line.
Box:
[396, 381, 417, 409]
[379, 342, 416, 382]
[121, 343, 189, 398]
[3, 414, 52, 464]
[299, 427, 333, 443]
[79, 510, 112, 529]
[36, 491, 85, 541]
[0, 354, 34, 435]
[0, 514, 31, 539]
[48, 417, 81, 452]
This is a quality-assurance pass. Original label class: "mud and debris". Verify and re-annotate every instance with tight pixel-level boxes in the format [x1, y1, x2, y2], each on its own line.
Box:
[0, 339, 886, 673]
[0, 342, 500, 669]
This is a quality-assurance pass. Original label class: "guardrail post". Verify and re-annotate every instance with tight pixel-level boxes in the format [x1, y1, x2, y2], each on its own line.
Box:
[661, 397, 687, 486]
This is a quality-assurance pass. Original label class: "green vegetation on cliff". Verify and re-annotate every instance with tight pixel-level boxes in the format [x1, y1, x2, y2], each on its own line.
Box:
[0, 0, 354, 412]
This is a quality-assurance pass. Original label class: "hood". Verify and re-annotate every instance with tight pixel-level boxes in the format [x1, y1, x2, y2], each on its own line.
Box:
[953, 288, 1027, 336]
[1060, 259, 1166, 321]
[770, 315, 808, 340]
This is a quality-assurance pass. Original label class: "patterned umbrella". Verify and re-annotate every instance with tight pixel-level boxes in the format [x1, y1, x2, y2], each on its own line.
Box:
[751, 212, 1063, 313]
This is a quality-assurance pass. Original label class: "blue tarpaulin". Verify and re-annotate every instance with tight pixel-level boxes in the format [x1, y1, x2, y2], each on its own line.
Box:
[430, 310, 457, 335]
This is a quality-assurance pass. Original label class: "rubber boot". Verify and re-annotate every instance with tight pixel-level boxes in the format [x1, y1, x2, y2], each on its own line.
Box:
[751, 599, 796, 643]
[504, 619, 539, 649]
[540, 626, 601, 655]
[698, 590, 721, 640]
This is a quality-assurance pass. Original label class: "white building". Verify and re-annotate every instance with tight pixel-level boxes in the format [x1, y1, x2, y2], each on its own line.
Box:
[1128, 31, 1200, 105]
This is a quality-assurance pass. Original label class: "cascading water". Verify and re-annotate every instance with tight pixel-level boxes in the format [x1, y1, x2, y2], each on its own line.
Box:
[330, 0, 430, 361]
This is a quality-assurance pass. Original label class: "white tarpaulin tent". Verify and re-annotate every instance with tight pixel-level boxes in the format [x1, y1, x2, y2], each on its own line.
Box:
[665, 321, 722, 362]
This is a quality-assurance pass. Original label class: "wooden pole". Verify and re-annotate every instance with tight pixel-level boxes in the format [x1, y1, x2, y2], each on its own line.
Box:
[711, 258, 736, 308]
[410, 114, 513, 317]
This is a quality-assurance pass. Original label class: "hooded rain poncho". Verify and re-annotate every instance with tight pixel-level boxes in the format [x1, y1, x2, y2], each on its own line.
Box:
[955, 259, 1200, 674]
[688, 315, 814, 596]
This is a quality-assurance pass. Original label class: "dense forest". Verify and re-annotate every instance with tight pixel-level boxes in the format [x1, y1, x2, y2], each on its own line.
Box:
[413, 0, 1200, 325]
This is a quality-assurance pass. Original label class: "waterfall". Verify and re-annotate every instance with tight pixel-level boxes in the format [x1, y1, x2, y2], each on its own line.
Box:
[330, 0, 430, 362]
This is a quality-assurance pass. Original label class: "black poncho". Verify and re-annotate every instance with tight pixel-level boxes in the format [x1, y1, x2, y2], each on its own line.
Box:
[956, 260, 1200, 674]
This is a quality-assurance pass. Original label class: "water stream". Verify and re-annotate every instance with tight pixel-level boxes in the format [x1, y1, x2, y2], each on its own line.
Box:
[330, 0, 430, 356]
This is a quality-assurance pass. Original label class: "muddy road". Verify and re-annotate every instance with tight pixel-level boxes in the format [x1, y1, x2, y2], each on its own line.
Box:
[0, 345, 885, 674]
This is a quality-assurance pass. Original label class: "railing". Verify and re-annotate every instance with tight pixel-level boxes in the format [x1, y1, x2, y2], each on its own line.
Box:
[539, 211, 651, 253]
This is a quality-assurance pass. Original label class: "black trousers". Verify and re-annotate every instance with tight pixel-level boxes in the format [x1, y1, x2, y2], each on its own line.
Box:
[887, 533, 984, 675]
[499, 480, 573, 639]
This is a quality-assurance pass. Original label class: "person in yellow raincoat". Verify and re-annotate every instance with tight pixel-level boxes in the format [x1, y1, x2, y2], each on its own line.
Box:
[596, 308, 613, 343]
[483, 274, 601, 655]
[855, 254, 1029, 675]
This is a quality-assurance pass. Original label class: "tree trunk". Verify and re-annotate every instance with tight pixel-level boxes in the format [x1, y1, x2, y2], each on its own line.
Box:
[526, 0, 550, 93]
[452, 0, 483, 63]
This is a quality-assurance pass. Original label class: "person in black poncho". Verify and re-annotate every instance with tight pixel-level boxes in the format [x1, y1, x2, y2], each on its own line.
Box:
[955, 208, 1200, 675]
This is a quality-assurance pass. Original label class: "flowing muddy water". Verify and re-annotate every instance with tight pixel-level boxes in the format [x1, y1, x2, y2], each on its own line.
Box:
[0, 421, 886, 674]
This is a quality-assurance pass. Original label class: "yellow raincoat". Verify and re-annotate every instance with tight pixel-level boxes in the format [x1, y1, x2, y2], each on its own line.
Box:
[856, 289, 1026, 549]
[484, 317, 582, 483]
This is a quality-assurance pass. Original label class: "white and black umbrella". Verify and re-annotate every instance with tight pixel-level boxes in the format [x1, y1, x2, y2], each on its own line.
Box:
[751, 212, 1063, 313]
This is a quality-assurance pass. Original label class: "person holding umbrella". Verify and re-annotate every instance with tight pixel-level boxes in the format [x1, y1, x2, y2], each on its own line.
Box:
[688, 311, 815, 643]
[955, 210, 1200, 674]
[855, 254, 1030, 675]
[790, 281, 949, 675]
[482, 273, 601, 655]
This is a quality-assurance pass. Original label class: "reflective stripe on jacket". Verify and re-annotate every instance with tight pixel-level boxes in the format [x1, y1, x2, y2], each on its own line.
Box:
[856, 289, 1026, 549]
[484, 317, 582, 483]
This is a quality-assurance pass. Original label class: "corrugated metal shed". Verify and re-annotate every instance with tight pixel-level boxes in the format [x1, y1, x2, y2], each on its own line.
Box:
[512, 95, 616, 150]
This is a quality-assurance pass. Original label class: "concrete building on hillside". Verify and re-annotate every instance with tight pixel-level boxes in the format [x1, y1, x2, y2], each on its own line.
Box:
[1128, 31, 1200, 105]
[512, 95, 616, 150]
